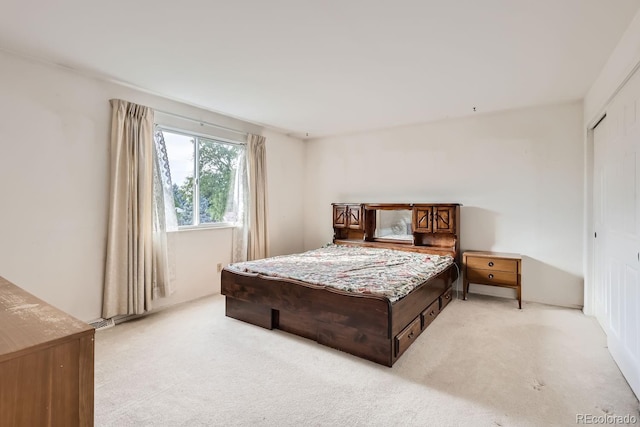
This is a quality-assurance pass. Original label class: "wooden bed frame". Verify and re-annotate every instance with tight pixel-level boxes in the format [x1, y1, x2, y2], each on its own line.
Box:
[221, 203, 460, 366]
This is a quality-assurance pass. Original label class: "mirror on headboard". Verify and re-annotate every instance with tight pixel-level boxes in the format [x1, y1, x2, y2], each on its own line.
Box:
[373, 209, 413, 242]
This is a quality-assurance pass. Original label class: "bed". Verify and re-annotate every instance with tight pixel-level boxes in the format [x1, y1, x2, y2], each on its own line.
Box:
[221, 204, 459, 366]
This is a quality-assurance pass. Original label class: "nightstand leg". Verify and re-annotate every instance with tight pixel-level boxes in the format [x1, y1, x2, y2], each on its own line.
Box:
[463, 278, 468, 300]
[517, 286, 522, 309]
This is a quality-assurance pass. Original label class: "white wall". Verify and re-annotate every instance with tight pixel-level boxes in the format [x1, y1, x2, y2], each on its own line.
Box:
[0, 50, 305, 321]
[153, 228, 233, 311]
[305, 102, 584, 308]
[584, 10, 640, 127]
[264, 129, 306, 256]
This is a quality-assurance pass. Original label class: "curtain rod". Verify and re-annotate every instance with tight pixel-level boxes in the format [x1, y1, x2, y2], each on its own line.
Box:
[154, 109, 249, 137]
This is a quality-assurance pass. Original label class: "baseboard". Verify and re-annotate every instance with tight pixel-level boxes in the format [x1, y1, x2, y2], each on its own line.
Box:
[468, 284, 584, 310]
[608, 334, 640, 400]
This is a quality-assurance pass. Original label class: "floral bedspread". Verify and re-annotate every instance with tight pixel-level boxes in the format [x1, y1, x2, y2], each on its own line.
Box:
[226, 244, 453, 302]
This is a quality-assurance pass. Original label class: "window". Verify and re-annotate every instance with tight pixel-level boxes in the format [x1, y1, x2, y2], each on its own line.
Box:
[159, 127, 244, 227]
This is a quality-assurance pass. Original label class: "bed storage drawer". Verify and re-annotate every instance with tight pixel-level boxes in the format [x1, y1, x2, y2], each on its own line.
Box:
[225, 297, 274, 329]
[421, 300, 440, 330]
[440, 287, 453, 310]
[395, 317, 422, 357]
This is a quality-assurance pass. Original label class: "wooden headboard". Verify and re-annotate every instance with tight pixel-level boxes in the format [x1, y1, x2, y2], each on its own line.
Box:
[331, 203, 461, 263]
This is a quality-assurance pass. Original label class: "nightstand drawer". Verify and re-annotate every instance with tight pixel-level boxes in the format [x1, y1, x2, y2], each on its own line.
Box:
[466, 257, 518, 273]
[467, 269, 518, 286]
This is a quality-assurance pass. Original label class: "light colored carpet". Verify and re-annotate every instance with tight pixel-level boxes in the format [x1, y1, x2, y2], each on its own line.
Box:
[95, 293, 639, 426]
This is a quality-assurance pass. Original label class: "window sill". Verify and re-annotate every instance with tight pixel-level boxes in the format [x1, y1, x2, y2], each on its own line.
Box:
[169, 223, 236, 233]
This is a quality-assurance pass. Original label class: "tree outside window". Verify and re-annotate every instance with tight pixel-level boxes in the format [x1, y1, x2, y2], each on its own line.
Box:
[160, 128, 242, 227]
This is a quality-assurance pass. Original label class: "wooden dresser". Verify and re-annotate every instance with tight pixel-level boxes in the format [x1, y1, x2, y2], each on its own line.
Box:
[0, 276, 94, 426]
[463, 251, 522, 309]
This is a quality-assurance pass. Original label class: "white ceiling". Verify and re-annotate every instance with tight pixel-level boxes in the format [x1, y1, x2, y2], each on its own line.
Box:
[1, 1, 639, 139]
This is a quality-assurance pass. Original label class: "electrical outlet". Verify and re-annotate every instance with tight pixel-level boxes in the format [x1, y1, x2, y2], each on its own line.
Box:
[217, 263, 223, 272]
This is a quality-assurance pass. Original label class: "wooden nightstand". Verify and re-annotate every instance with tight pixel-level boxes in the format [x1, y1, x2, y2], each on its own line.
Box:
[463, 251, 522, 309]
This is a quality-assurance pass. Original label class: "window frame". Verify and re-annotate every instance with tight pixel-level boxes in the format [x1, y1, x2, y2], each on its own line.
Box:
[156, 125, 245, 230]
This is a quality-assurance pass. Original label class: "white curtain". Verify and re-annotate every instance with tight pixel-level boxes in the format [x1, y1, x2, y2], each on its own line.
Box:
[247, 134, 269, 260]
[228, 133, 268, 262]
[152, 128, 178, 297]
[229, 146, 248, 262]
[102, 99, 175, 318]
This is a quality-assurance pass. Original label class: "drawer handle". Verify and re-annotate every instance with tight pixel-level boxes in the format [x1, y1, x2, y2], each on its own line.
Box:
[488, 274, 494, 279]
[444, 294, 450, 300]
[430, 310, 436, 317]
[488, 262, 494, 267]
[408, 332, 415, 339]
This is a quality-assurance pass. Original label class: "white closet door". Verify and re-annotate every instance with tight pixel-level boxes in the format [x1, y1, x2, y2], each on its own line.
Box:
[593, 67, 640, 397]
